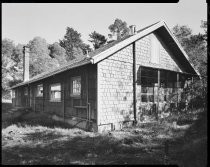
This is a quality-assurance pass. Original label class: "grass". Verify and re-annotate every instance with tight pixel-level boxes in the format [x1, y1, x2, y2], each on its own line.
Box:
[1, 108, 207, 165]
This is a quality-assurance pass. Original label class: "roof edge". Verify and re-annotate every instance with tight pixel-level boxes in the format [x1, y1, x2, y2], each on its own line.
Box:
[91, 21, 163, 64]
[161, 21, 201, 77]
[11, 59, 92, 89]
[91, 20, 200, 77]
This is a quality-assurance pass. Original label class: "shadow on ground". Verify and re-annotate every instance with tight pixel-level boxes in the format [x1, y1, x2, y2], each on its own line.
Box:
[2, 109, 207, 166]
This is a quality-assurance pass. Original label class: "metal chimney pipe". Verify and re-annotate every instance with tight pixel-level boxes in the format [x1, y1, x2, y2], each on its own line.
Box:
[86, 49, 90, 58]
[129, 25, 136, 35]
[23, 46, 30, 82]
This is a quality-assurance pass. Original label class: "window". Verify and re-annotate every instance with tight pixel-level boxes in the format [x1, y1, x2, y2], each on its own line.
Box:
[71, 77, 81, 96]
[11, 90, 15, 98]
[37, 84, 43, 97]
[150, 34, 160, 64]
[50, 83, 61, 101]
[24, 87, 28, 96]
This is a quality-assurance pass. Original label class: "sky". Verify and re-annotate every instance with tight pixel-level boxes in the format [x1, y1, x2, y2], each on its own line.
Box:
[2, 1, 207, 48]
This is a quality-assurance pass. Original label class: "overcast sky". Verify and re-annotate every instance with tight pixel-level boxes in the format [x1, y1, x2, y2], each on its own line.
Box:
[2, 1, 207, 47]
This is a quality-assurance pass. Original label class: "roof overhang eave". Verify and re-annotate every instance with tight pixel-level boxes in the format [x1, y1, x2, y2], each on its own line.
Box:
[91, 20, 200, 77]
[91, 21, 165, 64]
[10, 59, 93, 89]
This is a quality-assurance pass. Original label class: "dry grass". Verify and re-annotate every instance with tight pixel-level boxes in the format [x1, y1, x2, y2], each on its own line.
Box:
[2, 109, 207, 165]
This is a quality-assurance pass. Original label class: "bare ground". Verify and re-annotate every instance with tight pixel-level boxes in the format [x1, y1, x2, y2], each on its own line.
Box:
[1, 109, 207, 166]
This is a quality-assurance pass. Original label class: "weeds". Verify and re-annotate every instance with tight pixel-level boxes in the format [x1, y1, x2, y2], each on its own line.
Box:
[2, 109, 207, 165]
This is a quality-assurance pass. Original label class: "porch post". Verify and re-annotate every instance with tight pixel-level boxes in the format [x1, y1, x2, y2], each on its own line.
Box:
[177, 73, 179, 107]
[43, 84, 45, 112]
[86, 69, 90, 123]
[62, 82, 65, 120]
[34, 90, 36, 112]
[191, 76, 194, 109]
[139, 66, 142, 113]
[28, 85, 30, 107]
[133, 42, 137, 124]
[157, 69, 160, 120]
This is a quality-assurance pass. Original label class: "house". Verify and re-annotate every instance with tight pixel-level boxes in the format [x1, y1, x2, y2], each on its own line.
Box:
[11, 21, 200, 132]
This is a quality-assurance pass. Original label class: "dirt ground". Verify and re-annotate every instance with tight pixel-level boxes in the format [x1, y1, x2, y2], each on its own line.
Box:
[1, 109, 207, 166]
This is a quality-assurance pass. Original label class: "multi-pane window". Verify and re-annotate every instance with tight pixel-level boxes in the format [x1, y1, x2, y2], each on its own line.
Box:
[37, 84, 43, 97]
[71, 77, 81, 96]
[50, 83, 61, 101]
[24, 87, 28, 96]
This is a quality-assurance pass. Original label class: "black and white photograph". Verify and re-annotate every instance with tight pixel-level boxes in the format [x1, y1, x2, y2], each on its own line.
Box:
[2, 1, 207, 165]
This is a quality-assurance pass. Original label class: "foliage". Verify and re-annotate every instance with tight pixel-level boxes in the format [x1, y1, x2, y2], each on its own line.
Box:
[2, 39, 23, 99]
[3, 109, 204, 165]
[59, 27, 89, 61]
[172, 25, 192, 48]
[108, 18, 130, 40]
[89, 31, 107, 49]
[172, 23, 207, 77]
[10, 44, 24, 83]
[28, 37, 60, 78]
[79, 43, 92, 55]
[200, 20, 207, 41]
[172, 22, 207, 109]
[48, 42, 67, 66]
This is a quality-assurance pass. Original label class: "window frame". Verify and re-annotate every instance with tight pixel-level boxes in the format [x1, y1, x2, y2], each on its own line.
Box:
[70, 76, 81, 97]
[36, 84, 43, 97]
[49, 83, 61, 102]
[11, 90, 15, 98]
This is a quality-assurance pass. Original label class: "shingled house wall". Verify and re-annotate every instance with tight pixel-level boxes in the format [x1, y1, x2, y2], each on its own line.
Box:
[97, 45, 134, 132]
[97, 33, 183, 132]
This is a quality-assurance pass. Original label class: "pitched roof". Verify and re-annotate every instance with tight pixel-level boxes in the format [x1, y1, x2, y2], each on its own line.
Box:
[11, 57, 91, 88]
[90, 20, 200, 76]
[88, 21, 160, 59]
[11, 20, 199, 89]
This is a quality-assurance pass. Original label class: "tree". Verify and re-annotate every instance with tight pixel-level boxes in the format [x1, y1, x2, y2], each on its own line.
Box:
[2, 39, 16, 91]
[10, 44, 24, 84]
[108, 18, 130, 40]
[89, 31, 107, 49]
[59, 27, 86, 61]
[2, 39, 23, 99]
[172, 24, 207, 77]
[2, 38, 15, 57]
[80, 43, 92, 55]
[200, 20, 207, 41]
[172, 24, 192, 48]
[172, 22, 207, 109]
[28, 37, 59, 78]
[49, 42, 67, 66]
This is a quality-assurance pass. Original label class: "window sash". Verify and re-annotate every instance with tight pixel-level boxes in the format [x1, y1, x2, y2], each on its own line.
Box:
[11, 90, 15, 98]
[71, 77, 81, 96]
[37, 84, 43, 97]
[50, 84, 61, 101]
